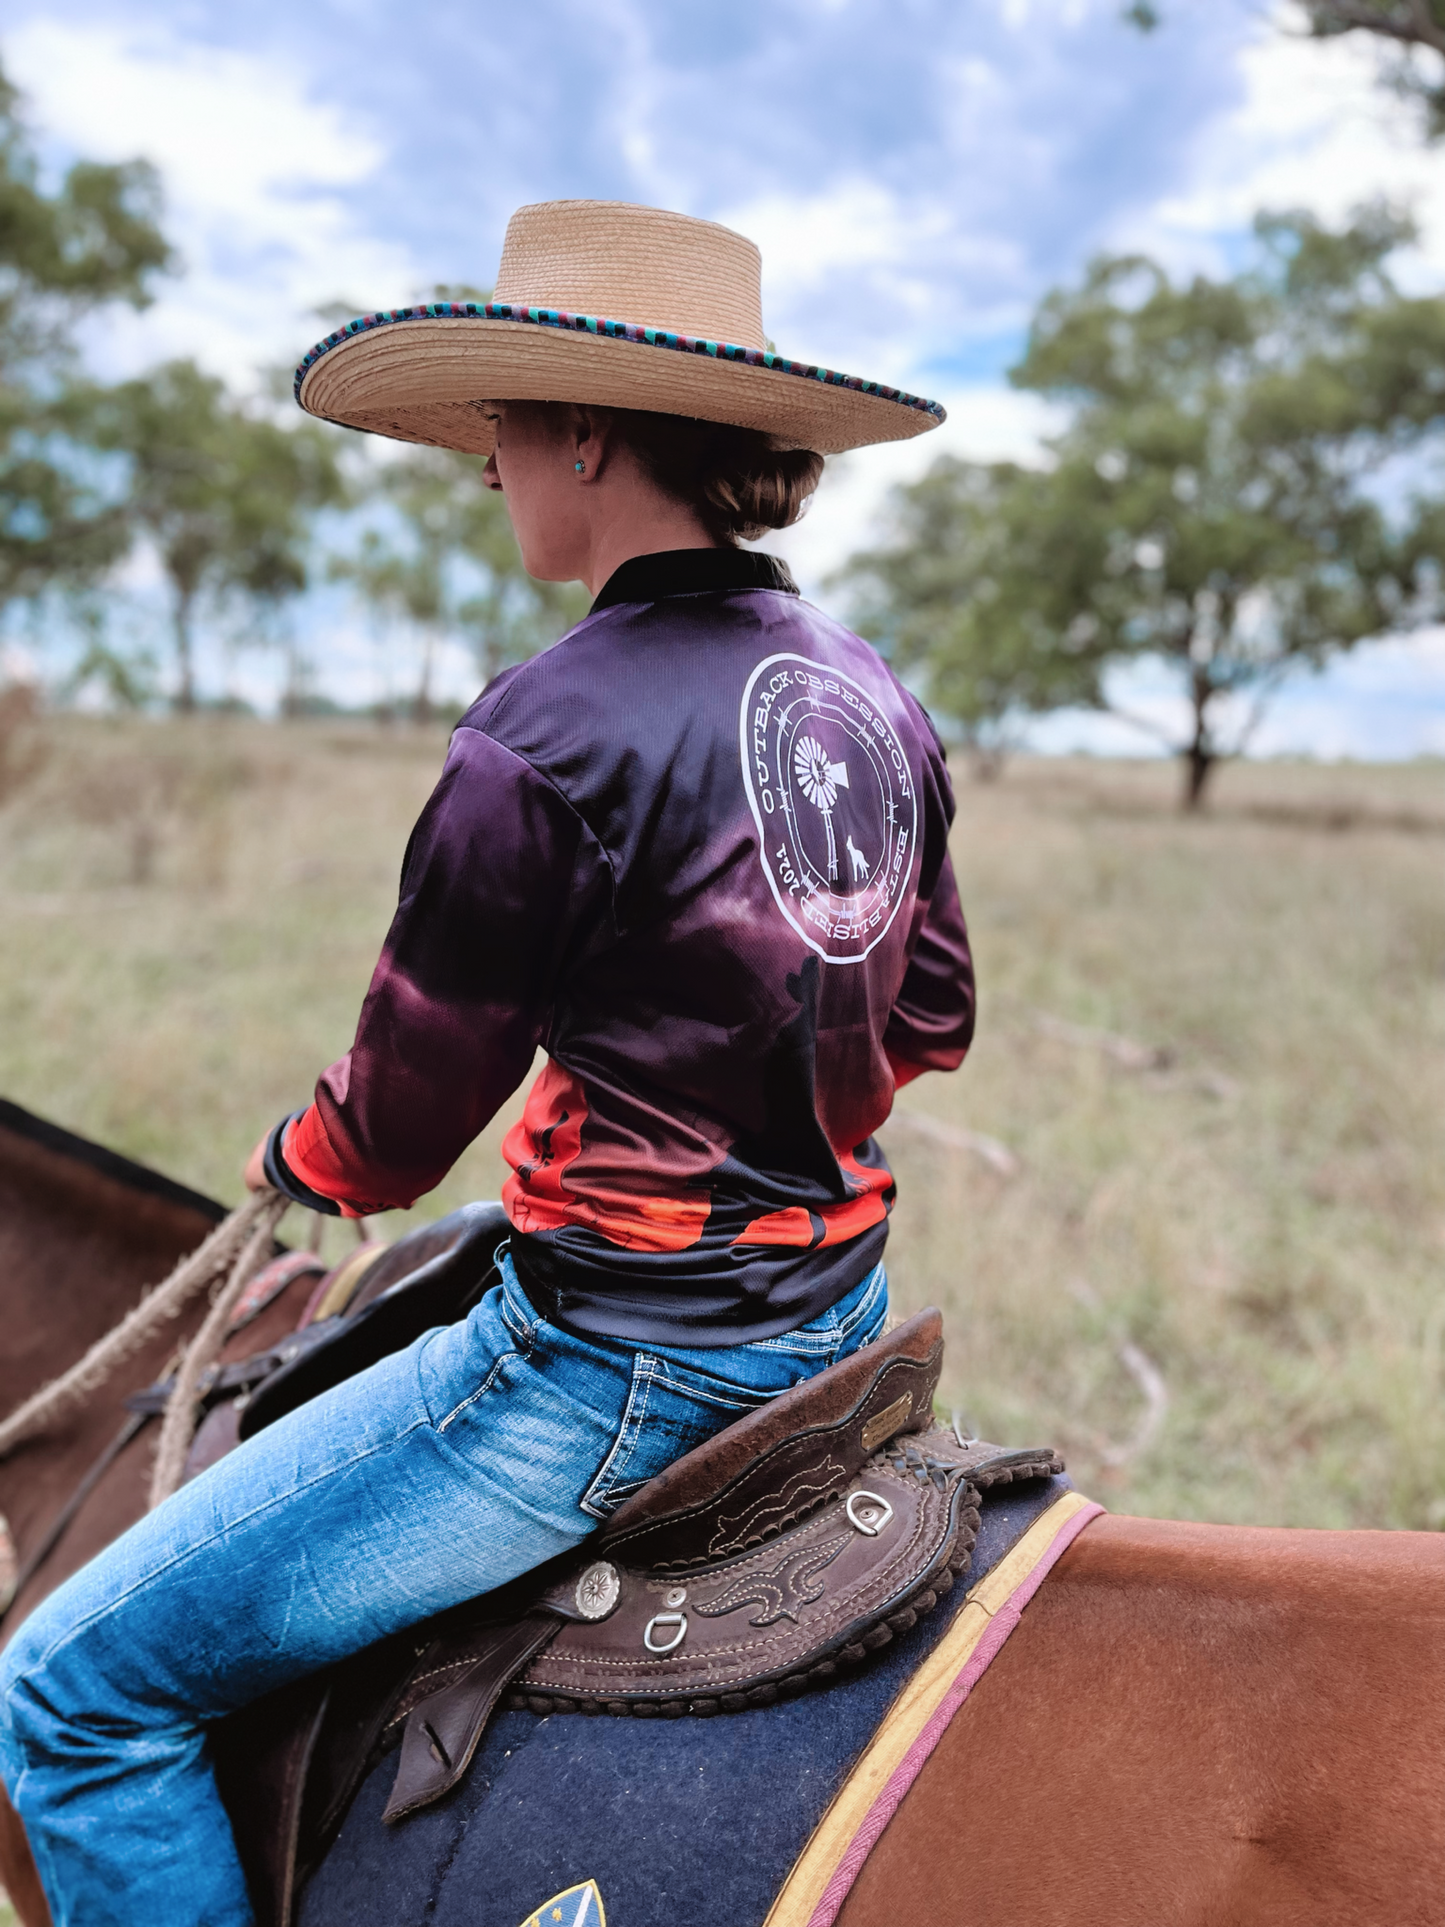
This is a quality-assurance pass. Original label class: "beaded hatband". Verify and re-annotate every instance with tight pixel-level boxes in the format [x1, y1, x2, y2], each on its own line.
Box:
[295, 301, 945, 423]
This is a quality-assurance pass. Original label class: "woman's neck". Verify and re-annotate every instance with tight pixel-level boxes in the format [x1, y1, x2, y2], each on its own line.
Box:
[580, 499, 720, 599]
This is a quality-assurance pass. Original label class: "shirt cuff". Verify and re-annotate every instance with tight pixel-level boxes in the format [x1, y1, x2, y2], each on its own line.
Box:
[263, 1112, 343, 1216]
[885, 1049, 928, 1091]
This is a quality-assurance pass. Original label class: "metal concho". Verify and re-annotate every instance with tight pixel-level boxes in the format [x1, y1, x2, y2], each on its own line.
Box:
[846, 1489, 894, 1537]
[642, 1611, 688, 1654]
[573, 1561, 621, 1621]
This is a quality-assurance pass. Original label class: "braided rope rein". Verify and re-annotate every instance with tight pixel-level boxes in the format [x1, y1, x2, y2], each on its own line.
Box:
[147, 1192, 290, 1508]
[0, 1189, 290, 1505]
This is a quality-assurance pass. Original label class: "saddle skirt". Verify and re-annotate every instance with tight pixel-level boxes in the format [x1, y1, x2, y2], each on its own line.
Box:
[376, 1312, 1062, 1821]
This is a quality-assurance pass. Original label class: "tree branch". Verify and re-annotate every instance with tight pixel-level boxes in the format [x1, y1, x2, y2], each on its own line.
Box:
[1098, 699, 1182, 750]
[1409, 0, 1445, 55]
[1308, 1, 1445, 57]
[1223, 659, 1300, 757]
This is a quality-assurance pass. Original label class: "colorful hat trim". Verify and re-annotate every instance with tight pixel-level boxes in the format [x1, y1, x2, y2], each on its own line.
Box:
[294, 301, 945, 425]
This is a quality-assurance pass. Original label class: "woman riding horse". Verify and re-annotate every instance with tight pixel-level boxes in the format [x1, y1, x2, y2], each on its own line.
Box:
[0, 198, 971, 1927]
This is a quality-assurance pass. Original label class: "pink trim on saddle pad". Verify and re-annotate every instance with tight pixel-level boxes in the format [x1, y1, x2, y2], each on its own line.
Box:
[805, 1498, 1105, 1927]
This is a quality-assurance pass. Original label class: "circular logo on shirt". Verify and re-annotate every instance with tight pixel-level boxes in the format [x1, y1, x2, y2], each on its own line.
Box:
[739, 651, 918, 965]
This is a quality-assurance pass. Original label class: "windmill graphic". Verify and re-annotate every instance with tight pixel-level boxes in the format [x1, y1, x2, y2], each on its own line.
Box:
[793, 735, 850, 882]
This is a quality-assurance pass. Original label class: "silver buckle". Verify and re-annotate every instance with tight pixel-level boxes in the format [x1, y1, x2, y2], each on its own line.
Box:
[846, 1489, 894, 1537]
[642, 1611, 688, 1654]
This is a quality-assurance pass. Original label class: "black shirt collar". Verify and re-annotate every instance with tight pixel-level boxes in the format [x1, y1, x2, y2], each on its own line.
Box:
[590, 547, 799, 614]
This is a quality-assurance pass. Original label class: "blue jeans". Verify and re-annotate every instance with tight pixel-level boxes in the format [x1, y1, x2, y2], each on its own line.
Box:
[0, 1254, 887, 1927]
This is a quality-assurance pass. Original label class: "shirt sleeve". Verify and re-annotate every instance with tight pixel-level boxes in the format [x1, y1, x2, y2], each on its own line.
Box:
[878, 743, 978, 1094]
[276, 725, 611, 1217]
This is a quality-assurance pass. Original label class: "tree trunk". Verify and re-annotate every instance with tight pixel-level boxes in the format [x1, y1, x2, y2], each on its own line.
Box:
[281, 637, 310, 719]
[412, 630, 435, 727]
[1182, 741, 1213, 809]
[1180, 666, 1214, 811]
[172, 591, 196, 715]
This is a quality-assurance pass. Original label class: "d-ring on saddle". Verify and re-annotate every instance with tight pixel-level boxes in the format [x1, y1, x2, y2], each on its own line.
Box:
[377, 1309, 1063, 1821]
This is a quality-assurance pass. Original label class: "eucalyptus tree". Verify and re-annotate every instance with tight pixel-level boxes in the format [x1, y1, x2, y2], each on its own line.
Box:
[0, 60, 171, 611]
[95, 360, 343, 711]
[841, 458, 1109, 778]
[338, 447, 585, 723]
[845, 207, 1443, 806]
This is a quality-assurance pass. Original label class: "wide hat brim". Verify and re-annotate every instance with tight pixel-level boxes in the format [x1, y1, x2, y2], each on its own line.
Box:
[294, 302, 945, 458]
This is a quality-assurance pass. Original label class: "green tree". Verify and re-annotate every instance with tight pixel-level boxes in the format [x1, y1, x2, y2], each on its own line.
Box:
[0, 61, 172, 609]
[842, 459, 1110, 777]
[338, 448, 585, 723]
[846, 208, 1442, 806]
[60, 600, 158, 710]
[94, 360, 344, 711]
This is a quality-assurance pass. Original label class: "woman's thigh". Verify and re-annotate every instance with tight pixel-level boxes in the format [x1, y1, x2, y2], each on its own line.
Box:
[2, 1257, 888, 1734]
[1, 1281, 633, 1732]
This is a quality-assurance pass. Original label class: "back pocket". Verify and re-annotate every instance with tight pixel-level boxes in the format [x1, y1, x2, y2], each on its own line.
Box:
[580, 1353, 771, 1521]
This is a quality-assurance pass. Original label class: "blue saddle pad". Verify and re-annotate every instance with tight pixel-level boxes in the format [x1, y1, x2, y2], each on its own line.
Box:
[298, 1476, 1071, 1927]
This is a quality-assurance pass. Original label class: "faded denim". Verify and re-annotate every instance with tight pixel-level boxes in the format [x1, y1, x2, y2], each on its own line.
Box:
[0, 1254, 887, 1927]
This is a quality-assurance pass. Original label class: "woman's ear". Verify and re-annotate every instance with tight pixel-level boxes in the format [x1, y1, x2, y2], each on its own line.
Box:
[572, 405, 612, 483]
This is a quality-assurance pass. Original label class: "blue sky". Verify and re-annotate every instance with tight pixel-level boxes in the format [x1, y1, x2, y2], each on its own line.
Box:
[4, 0, 1444, 755]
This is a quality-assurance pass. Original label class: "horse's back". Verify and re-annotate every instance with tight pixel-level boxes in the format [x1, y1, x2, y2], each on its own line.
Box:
[838, 1513, 1445, 1926]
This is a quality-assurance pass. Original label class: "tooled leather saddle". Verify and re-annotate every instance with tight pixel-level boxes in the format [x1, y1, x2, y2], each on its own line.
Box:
[216, 1304, 1061, 1927]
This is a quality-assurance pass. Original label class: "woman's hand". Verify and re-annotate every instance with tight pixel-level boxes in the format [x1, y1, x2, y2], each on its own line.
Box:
[243, 1130, 270, 1192]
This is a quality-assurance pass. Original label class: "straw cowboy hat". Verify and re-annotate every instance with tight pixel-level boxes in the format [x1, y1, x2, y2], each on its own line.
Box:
[294, 199, 944, 458]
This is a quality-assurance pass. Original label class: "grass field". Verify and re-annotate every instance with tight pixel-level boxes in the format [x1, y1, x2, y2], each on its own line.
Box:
[1, 709, 1442, 1532]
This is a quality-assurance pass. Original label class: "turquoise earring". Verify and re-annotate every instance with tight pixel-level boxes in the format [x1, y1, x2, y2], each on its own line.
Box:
[574, 460, 586, 474]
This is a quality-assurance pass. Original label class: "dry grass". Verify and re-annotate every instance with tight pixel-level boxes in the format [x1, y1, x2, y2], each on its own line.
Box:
[887, 756, 1445, 1529]
[1, 715, 1441, 1530]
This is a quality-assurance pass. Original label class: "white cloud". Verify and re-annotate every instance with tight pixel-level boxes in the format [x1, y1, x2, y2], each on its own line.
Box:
[724, 179, 956, 311]
[720, 176, 1031, 383]
[1115, 18, 1445, 281]
[5, 20, 417, 387]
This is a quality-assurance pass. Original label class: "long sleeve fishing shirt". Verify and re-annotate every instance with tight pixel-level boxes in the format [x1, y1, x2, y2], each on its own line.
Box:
[265, 547, 975, 1346]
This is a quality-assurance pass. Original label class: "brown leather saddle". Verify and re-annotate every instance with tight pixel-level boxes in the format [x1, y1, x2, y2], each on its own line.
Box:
[217, 1307, 1062, 1926]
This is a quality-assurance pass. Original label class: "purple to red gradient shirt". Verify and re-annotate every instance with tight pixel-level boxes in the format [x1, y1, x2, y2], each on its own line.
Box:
[269, 548, 975, 1345]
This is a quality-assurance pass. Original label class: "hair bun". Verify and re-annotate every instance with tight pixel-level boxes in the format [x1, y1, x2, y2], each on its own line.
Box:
[704, 445, 822, 542]
[613, 410, 823, 545]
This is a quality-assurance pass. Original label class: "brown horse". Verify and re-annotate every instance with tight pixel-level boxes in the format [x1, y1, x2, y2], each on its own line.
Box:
[0, 1097, 329, 1627]
[838, 1513, 1443, 1925]
[1, 1100, 1441, 1927]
